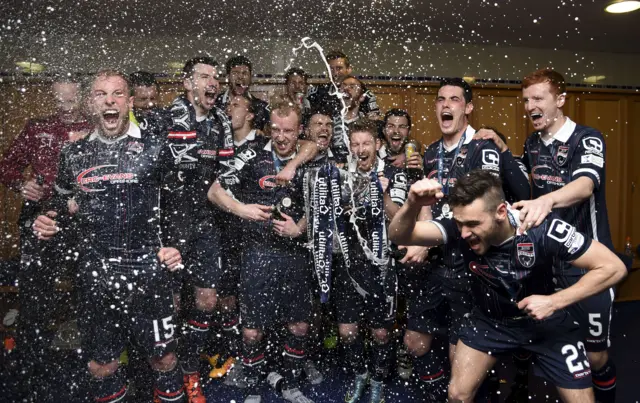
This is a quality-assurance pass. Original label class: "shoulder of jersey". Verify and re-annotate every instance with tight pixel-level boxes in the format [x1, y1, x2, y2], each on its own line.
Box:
[425, 139, 441, 150]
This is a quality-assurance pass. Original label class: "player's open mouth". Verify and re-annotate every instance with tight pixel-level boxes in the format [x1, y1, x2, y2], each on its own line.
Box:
[204, 90, 217, 101]
[530, 112, 543, 123]
[234, 84, 248, 94]
[468, 237, 481, 249]
[102, 110, 119, 125]
[441, 111, 454, 121]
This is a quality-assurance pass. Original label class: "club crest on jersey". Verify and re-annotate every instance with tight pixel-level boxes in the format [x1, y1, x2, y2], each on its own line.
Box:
[126, 141, 144, 156]
[455, 148, 468, 167]
[258, 175, 277, 189]
[516, 243, 535, 268]
[555, 145, 569, 166]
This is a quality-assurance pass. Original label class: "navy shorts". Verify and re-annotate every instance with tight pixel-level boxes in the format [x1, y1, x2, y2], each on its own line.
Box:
[458, 310, 592, 390]
[184, 226, 223, 290]
[333, 255, 397, 330]
[77, 252, 178, 364]
[404, 265, 448, 336]
[239, 249, 312, 329]
[556, 275, 614, 352]
[406, 273, 473, 345]
[217, 229, 241, 298]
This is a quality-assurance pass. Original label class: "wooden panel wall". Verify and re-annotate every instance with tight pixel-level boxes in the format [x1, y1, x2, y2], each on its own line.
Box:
[1, 79, 639, 259]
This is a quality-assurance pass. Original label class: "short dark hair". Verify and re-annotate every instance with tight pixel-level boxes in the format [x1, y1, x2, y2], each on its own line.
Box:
[348, 118, 379, 141]
[182, 57, 218, 79]
[448, 169, 505, 212]
[384, 109, 412, 130]
[231, 93, 256, 115]
[302, 104, 333, 127]
[129, 71, 158, 87]
[326, 50, 350, 67]
[226, 55, 252, 75]
[439, 77, 473, 103]
[480, 126, 507, 144]
[284, 67, 310, 84]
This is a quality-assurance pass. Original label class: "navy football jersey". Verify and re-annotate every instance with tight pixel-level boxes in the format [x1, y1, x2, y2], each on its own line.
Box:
[521, 119, 612, 276]
[336, 158, 407, 292]
[423, 126, 530, 277]
[432, 214, 592, 320]
[217, 140, 307, 255]
[162, 96, 234, 241]
[53, 120, 177, 258]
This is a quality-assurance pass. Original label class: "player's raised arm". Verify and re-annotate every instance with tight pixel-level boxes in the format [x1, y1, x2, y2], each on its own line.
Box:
[388, 178, 447, 246]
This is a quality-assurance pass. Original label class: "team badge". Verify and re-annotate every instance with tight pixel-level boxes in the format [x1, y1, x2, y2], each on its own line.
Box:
[516, 243, 535, 268]
[555, 145, 569, 166]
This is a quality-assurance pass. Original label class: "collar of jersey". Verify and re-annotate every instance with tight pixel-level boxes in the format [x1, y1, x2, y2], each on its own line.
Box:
[442, 124, 475, 152]
[540, 117, 576, 145]
[89, 121, 141, 143]
[234, 129, 256, 147]
[263, 140, 297, 161]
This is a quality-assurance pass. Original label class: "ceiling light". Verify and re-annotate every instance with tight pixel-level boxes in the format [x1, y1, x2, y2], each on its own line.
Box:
[15, 61, 45, 73]
[605, 0, 640, 13]
[583, 75, 606, 84]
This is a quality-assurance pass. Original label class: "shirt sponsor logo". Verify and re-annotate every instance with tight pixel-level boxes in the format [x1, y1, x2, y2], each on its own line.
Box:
[582, 137, 603, 155]
[77, 164, 137, 192]
[197, 149, 217, 158]
[258, 175, 277, 189]
[547, 219, 583, 254]
[516, 243, 535, 268]
[481, 149, 500, 171]
[532, 165, 564, 188]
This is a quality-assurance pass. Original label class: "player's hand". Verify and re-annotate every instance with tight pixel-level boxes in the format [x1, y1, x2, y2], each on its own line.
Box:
[512, 196, 554, 230]
[32, 211, 59, 240]
[68, 199, 79, 215]
[158, 247, 183, 272]
[240, 204, 272, 222]
[406, 153, 423, 171]
[275, 164, 296, 186]
[473, 128, 508, 152]
[21, 179, 44, 202]
[399, 245, 429, 265]
[379, 176, 390, 193]
[517, 295, 556, 320]
[272, 213, 302, 238]
[407, 179, 444, 207]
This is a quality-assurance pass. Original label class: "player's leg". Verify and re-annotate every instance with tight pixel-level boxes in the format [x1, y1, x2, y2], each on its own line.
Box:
[149, 351, 186, 403]
[448, 341, 497, 402]
[404, 271, 448, 399]
[556, 387, 595, 403]
[181, 229, 223, 402]
[529, 311, 594, 403]
[559, 275, 616, 403]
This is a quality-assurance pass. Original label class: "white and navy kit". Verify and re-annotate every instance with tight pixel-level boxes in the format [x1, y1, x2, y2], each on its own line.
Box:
[163, 95, 235, 289]
[333, 158, 407, 329]
[419, 125, 530, 343]
[217, 141, 311, 329]
[432, 214, 594, 389]
[521, 118, 615, 352]
[52, 120, 180, 363]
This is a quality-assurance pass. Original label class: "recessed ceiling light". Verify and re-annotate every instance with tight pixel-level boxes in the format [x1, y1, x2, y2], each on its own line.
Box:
[15, 61, 45, 73]
[583, 75, 606, 83]
[605, 0, 640, 13]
